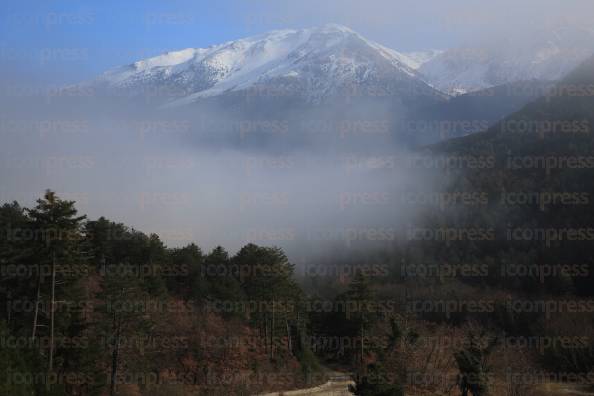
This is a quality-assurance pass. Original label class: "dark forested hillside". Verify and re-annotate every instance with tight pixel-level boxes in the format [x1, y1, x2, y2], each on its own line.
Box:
[401, 80, 555, 145]
[417, 55, 594, 295]
[0, 192, 322, 396]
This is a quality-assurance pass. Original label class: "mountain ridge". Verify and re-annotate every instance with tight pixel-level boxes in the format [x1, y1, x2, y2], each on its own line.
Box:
[87, 23, 594, 104]
[91, 23, 443, 107]
[419, 26, 594, 95]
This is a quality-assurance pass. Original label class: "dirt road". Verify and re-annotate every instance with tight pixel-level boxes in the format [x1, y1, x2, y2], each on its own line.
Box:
[256, 372, 354, 396]
[534, 383, 594, 396]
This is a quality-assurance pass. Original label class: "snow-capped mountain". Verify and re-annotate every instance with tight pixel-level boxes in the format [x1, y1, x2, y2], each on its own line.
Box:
[418, 27, 594, 95]
[89, 24, 594, 103]
[91, 24, 445, 106]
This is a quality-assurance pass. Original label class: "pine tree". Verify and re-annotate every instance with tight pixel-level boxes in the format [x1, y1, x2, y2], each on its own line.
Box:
[0, 202, 35, 332]
[345, 272, 375, 365]
[232, 244, 301, 359]
[166, 243, 203, 299]
[26, 190, 87, 374]
[0, 321, 35, 396]
[94, 268, 150, 396]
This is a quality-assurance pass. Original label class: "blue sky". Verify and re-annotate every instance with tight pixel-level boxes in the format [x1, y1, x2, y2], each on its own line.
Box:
[1, 0, 591, 84]
[1, 0, 262, 82]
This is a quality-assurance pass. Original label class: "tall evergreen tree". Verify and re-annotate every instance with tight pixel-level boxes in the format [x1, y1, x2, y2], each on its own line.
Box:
[26, 190, 87, 374]
[346, 272, 376, 365]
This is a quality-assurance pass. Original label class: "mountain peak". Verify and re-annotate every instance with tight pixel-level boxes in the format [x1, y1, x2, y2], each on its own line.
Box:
[92, 24, 435, 106]
[315, 23, 356, 34]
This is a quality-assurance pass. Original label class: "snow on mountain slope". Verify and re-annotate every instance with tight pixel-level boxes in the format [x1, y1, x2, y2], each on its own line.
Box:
[89, 24, 594, 102]
[92, 24, 442, 106]
[401, 50, 444, 70]
[418, 27, 594, 95]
